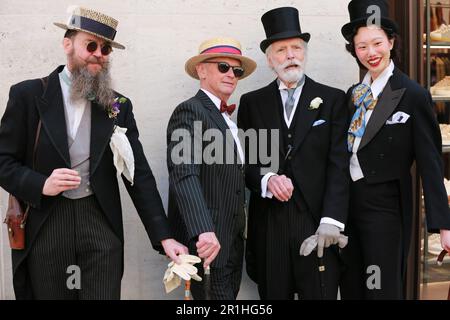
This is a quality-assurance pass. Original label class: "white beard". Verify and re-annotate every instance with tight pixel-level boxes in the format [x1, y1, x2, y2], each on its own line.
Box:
[278, 68, 304, 84]
[271, 58, 306, 85]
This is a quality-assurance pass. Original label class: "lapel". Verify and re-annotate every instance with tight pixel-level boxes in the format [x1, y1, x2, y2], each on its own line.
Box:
[90, 100, 115, 176]
[358, 70, 406, 151]
[291, 76, 321, 154]
[36, 66, 71, 167]
[35, 66, 116, 173]
[195, 90, 238, 160]
[258, 80, 286, 155]
[347, 84, 357, 122]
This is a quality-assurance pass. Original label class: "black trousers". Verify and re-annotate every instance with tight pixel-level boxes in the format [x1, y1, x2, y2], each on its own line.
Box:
[259, 200, 340, 300]
[190, 211, 246, 300]
[26, 196, 123, 300]
[340, 179, 403, 300]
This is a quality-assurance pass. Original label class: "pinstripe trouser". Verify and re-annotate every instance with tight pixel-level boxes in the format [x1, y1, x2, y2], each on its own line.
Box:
[262, 199, 340, 300]
[190, 211, 246, 300]
[26, 196, 123, 300]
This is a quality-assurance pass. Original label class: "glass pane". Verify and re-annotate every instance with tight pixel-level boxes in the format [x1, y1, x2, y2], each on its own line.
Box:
[421, 0, 450, 300]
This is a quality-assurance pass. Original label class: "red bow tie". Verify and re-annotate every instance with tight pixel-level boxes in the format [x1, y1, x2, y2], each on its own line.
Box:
[220, 101, 236, 115]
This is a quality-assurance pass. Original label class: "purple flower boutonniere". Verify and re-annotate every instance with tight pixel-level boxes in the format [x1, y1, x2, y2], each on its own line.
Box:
[109, 97, 127, 119]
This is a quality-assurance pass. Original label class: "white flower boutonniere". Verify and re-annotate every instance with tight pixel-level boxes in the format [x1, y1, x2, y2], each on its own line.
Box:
[309, 97, 323, 110]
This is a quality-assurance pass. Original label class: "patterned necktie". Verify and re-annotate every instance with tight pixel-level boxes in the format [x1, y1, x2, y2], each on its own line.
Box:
[220, 101, 236, 115]
[347, 83, 377, 152]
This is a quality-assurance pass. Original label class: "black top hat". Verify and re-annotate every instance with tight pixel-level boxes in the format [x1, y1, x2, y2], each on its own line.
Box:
[260, 7, 311, 53]
[341, 0, 398, 41]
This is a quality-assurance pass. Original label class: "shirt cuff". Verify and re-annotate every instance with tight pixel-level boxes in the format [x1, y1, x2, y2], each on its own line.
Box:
[261, 172, 277, 198]
[320, 217, 345, 232]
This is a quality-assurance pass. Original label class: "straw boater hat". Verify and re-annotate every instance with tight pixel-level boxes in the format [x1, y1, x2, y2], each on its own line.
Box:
[185, 37, 257, 80]
[54, 5, 125, 49]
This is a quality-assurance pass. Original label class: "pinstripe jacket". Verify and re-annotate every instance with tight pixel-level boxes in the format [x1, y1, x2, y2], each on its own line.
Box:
[166, 90, 246, 268]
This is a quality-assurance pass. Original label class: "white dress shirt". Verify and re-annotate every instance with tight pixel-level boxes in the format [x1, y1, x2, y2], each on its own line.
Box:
[350, 60, 395, 182]
[59, 66, 89, 140]
[279, 79, 304, 128]
[201, 89, 244, 164]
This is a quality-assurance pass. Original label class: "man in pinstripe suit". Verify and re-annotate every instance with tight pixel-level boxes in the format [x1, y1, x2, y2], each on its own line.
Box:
[167, 37, 256, 300]
[0, 6, 187, 300]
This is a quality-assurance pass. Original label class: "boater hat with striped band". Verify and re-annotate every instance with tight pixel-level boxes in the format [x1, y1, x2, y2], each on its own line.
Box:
[185, 37, 257, 80]
[54, 5, 125, 49]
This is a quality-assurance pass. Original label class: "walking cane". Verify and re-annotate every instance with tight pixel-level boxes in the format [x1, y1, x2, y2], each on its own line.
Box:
[204, 265, 211, 300]
[184, 280, 191, 300]
[318, 256, 326, 299]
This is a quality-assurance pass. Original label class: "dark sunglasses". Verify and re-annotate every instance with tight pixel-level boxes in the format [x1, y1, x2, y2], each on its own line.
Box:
[86, 41, 113, 56]
[203, 61, 245, 78]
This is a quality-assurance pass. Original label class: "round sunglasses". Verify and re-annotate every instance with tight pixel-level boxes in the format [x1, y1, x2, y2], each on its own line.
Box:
[203, 61, 245, 78]
[86, 41, 113, 56]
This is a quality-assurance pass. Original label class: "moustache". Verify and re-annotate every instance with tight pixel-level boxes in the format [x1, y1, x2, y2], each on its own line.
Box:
[86, 56, 104, 65]
[281, 60, 303, 69]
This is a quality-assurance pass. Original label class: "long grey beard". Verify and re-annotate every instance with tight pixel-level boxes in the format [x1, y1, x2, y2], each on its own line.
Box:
[70, 64, 115, 108]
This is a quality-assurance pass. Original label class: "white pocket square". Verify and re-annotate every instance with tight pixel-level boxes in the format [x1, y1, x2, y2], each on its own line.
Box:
[386, 111, 410, 125]
[312, 119, 326, 127]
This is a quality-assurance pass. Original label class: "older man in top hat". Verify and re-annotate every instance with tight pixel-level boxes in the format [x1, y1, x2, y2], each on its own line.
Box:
[238, 7, 349, 299]
[0, 6, 187, 300]
[167, 37, 256, 299]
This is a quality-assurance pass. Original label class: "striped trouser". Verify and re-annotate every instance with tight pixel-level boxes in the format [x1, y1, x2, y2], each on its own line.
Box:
[263, 199, 340, 300]
[26, 196, 123, 300]
[190, 212, 246, 300]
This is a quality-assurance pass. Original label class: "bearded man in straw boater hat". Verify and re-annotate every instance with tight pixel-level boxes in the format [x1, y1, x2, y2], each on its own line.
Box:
[166, 37, 256, 299]
[0, 5, 187, 300]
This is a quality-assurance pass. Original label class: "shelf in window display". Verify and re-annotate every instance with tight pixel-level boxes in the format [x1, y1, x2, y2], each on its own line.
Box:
[423, 42, 450, 48]
[432, 95, 450, 101]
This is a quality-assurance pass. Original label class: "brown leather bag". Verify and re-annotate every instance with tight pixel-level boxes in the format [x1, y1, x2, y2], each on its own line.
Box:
[2, 78, 45, 250]
[4, 195, 30, 249]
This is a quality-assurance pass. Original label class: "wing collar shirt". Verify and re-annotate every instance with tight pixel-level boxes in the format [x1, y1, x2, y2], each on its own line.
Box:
[59, 65, 89, 140]
[278, 78, 304, 128]
[349, 60, 395, 182]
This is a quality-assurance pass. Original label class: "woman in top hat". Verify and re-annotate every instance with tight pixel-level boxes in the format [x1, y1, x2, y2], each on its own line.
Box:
[340, 0, 450, 299]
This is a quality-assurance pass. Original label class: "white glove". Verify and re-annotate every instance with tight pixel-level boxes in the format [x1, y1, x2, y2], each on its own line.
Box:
[110, 126, 135, 185]
[163, 267, 181, 293]
[299, 233, 348, 257]
[163, 254, 202, 293]
[315, 223, 341, 258]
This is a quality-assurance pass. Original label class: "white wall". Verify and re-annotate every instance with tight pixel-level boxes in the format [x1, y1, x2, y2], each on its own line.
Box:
[0, 0, 358, 299]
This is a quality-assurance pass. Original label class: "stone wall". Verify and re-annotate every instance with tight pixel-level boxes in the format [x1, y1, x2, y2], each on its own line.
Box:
[0, 0, 357, 299]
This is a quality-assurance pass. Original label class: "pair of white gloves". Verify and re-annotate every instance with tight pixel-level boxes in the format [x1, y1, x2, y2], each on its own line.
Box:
[300, 223, 348, 258]
[163, 254, 202, 293]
